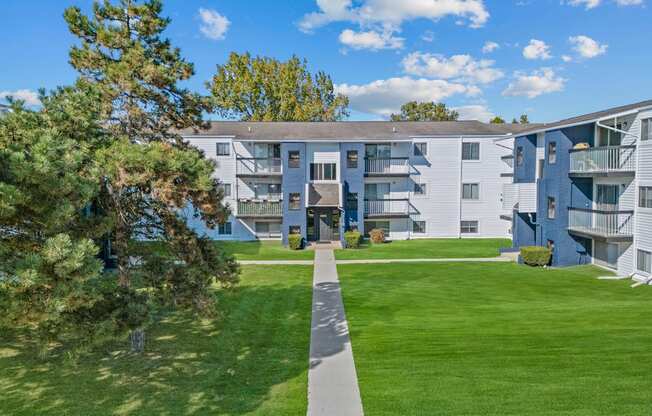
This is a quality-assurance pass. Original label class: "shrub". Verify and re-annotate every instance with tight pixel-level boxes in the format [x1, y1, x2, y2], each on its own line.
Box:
[288, 234, 303, 250]
[520, 246, 552, 267]
[344, 231, 361, 249]
[369, 228, 385, 244]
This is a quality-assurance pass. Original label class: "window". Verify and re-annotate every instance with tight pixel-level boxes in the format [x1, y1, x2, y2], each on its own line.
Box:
[365, 144, 391, 158]
[462, 142, 480, 160]
[366, 183, 390, 199]
[643, 118, 652, 141]
[640, 186, 652, 208]
[413, 182, 427, 196]
[289, 225, 301, 235]
[255, 222, 281, 238]
[289, 193, 301, 210]
[254, 183, 281, 199]
[547, 197, 556, 219]
[637, 249, 651, 273]
[516, 146, 524, 166]
[347, 150, 358, 168]
[310, 163, 337, 181]
[288, 151, 300, 168]
[218, 222, 232, 235]
[254, 143, 280, 158]
[461, 220, 479, 234]
[216, 143, 230, 156]
[219, 183, 232, 197]
[462, 183, 479, 200]
[412, 220, 426, 234]
[548, 141, 557, 164]
[414, 142, 427, 156]
[345, 192, 358, 211]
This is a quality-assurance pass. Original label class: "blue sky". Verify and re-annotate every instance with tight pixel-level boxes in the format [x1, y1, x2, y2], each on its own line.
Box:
[1, 0, 650, 122]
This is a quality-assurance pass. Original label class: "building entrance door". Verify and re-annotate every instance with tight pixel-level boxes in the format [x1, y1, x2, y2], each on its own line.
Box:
[319, 212, 332, 242]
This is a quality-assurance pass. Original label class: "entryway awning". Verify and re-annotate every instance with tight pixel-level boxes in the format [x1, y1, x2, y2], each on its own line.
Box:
[308, 183, 340, 207]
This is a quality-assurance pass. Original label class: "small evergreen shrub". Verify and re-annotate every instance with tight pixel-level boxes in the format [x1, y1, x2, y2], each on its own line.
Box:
[344, 231, 361, 248]
[288, 234, 303, 250]
[520, 246, 552, 267]
[369, 228, 385, 244]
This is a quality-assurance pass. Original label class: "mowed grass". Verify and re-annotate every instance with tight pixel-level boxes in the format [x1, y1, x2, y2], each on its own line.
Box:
[216, 240, 314, 261]
[335, 238, 511, 260]
[338, 262, 652, 415]
[0, 265, 313, 416]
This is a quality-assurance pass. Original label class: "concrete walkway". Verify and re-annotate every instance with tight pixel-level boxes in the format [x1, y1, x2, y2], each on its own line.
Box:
[307, 248, 364, 416]
[239, 256, 512, 266]
[238, 260, 314, 265]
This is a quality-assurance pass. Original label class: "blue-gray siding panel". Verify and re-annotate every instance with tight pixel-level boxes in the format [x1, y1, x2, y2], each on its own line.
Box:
[281, 143, 307, 245]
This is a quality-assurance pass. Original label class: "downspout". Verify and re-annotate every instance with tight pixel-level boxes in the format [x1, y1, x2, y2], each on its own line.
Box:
[458, 136, 464, 239]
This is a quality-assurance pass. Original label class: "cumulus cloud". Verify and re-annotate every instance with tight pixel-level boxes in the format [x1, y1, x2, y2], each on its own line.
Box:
[523, 39, 552, 60]
[454, 104, 495, 122]
[198, 8, 230, 40]
[0, 89, 41, 106]
[502, 68, 565, 99]
[569, 35, 608, 58]
[482, 41, 500, 54]
[339, 29, 404, 50]
[336, 77, 479, 117]
[402, 52, 503, 84]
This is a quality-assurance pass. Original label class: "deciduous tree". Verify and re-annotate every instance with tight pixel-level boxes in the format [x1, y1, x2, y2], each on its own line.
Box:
[390, 102, 459, 122]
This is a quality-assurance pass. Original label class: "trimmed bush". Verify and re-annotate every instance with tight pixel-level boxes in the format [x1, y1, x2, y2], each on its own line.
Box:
[344, 231, 362, 249]
[520, 246, 552, 267]
[369, 228, 385, 244]
[288, 234, 303, 250]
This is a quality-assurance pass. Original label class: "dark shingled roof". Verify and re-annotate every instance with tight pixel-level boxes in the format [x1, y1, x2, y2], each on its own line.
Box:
[180, 120, 539, 140]
[515, 99, 652, 136]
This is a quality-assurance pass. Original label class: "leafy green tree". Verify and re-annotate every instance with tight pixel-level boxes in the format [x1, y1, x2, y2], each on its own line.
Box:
[390, 102, 459, 122]
[490, 116, 506, 124]
[62, 0, 238, 351]
[210, 52, 349, 121]
[520, 114, 530, 124]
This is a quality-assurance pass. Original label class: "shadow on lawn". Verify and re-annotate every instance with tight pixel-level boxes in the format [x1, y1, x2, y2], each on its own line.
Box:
[0, 282, 311, 415]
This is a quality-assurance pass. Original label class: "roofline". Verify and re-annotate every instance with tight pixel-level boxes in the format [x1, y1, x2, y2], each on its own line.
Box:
[180, 133, 516, 142]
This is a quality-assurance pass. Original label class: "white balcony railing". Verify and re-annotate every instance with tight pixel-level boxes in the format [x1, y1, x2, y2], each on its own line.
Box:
[364, 158, 410, 176]
[569, 145, 636, 175]
[236, 157, 282, 176]
[568, 208, 634, 238]
[237, 200, 283, 217]
[364, 199, 410, 217]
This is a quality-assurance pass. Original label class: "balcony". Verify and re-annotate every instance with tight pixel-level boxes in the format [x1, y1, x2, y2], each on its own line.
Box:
[502, 182, 537, 213]
[236, 200, 283, 218]
[364, 158, 410, 177]
[236, 157, 282, 177]
[364, 199, 410, 218]
[568, 208, 634, 241]
[569, 145, 636, 177]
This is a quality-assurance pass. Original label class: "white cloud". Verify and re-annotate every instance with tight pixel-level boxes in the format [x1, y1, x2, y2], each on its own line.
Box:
[335, 77, 478, 117]
[561, 55, 573, 62]
[198, 8, 230, 40]
[482, 41, 500, 54]
[502, 68, 565, 98]
[616, 0, 643, 4]
[564, 0, 601, 8]
[569, 35, 608, 58]
[454, 104, 495, 122]
[523, 39, 552, 60]
[421, 30, 435, 42]
[402, 52, 503, 84]
[339, 29, 404, 50]
[0, 89, 41, 106]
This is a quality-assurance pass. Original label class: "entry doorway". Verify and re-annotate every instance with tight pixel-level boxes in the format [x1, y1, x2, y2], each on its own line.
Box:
[307, 208, 341, 242]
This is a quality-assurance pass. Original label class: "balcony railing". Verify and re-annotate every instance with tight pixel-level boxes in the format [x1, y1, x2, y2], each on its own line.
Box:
[568, 208, 634, 239]
[569, 145, 636, 175]
[364, 198, 410, 217]
[364, 158, 410, 176]
[237, 200, 283, 217]
[236, 157, 282, 176]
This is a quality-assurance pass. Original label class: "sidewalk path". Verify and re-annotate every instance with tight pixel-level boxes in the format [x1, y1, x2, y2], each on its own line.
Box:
[239, 256, 512, 266]
[307, 248, 364, 416]
[238, 260, 314, 265]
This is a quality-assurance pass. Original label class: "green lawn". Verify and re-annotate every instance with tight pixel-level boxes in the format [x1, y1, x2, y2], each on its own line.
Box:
[216, 240, 314, 261]
[0, 265, 313, 416]
[338, 262, 652, 415]
[335, 238, 511, 260]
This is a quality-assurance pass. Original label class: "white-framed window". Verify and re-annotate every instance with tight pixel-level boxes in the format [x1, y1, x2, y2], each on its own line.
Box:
[219, 183, 232, 198]
[310, 163, 337, 181]
[639, 186, 652, 208]
[642, 118, 652, 141]
[462, 142, 480, 160]
[289, 193, 301, 210]
[347, 150, 358, 168]
[413, 182, 427, 196]
[412, 220, 426, 234]
[461, 220, 479, 234]
[288, 151, 300, 168]
[547, 196, 556, 219]
[637, 249, 651, 274]
[414, 142, 427, 156]
[548, 141, 557, 164]
[462, 183, 480, 200]
[218, 222, 232, 235]
[216, 143, 230, 156]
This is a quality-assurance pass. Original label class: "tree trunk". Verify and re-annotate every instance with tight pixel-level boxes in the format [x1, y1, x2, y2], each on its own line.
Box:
[114, 223, 130, 288]
[130, 328, 145, 353]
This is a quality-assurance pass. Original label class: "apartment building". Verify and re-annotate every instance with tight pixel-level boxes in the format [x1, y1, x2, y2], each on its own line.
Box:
[505, 99, 652, 282]
[181, 121, 529, 246]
